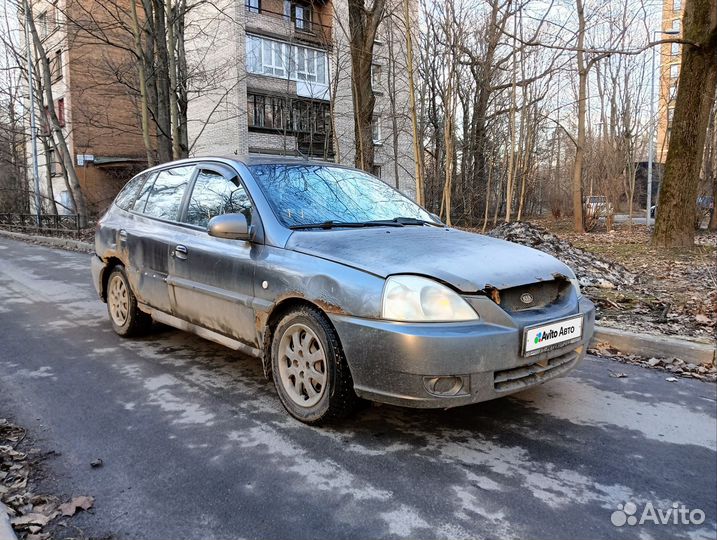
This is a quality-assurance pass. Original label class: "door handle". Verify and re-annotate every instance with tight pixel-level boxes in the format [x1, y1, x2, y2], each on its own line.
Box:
[173, 244, 188, 260]
[118, 229, 128, 241]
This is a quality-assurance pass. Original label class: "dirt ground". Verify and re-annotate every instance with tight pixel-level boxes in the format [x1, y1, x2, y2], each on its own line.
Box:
[530, 217, 716, 344]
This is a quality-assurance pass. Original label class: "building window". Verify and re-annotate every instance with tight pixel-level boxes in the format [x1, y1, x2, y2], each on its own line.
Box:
[246, 34, 328, 86]
[673, 0, 681, 11]
[56, 98, 65, 126]
[371, 165, 382, 179]
[667, 107, 675, 127]
[671, 42, 680, 56]
[671, 19, 681, 33]
[48, 149, 62, 176]
[53, 1, 61, 29]
[372, 115, 382, 144]
[294, 47, 324, 82]
[670, 63, 679, 79]
[37, 11, 48, 39]
[245, 0, 260, 13]
[294, 4, 312, 31]
[51, 50, 62, 81]
[247, 93, 330, 136]
[371, 64, 382, 90]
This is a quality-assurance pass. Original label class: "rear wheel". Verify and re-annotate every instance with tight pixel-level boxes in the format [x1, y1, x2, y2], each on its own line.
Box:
[271, 306, 359, 424]
[106, 266, 152, 337]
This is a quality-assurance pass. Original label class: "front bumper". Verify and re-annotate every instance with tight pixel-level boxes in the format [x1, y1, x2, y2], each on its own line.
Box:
[329, 296, 595, 408]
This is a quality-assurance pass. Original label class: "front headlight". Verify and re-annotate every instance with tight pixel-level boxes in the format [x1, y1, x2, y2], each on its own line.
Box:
[381, 275, 479, 322]
[570, 277, 583, 300]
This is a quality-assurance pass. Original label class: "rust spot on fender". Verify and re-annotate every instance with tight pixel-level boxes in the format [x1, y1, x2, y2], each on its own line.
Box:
[313, 298, 347, 315]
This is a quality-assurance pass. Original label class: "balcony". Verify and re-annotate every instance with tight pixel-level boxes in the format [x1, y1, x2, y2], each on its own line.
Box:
[245, 1, 332, 46]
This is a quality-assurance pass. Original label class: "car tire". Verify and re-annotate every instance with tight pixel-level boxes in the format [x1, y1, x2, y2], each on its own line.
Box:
[106, 266, 152, 337]
[271, 306, 359, 424]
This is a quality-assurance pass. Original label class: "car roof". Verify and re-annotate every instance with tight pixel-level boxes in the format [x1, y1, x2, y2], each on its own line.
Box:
[139, 155, 355, 177]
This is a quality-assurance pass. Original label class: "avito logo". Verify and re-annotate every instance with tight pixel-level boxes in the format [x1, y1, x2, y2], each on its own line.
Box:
[534, 324, 576, 344]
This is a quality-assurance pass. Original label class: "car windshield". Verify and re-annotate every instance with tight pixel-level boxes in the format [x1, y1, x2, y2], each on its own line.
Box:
[248, 164, 436, 228]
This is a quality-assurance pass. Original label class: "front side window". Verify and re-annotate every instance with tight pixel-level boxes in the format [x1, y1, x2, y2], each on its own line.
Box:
[248, 165, 433, 228]
[184, 170, 252, 228]
[135, 166, 193, 220]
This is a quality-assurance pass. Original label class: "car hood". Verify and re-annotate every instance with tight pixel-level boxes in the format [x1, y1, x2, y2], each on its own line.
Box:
[285, 227, 575, 292]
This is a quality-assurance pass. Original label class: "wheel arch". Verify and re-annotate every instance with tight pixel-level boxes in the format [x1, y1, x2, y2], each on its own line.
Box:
[99, 257, 125, 302]
[260, 296, 348, 380]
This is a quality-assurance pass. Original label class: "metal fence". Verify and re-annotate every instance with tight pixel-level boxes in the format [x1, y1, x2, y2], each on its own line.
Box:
[0, 213, 81, 236]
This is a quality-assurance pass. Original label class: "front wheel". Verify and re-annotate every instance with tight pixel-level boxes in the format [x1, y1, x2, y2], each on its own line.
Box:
[106, 266, 152, 337]
[271, 306, 360, 424]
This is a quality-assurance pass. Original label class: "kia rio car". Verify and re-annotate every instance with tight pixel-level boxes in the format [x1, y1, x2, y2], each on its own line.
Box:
[91, 157, 595, 424]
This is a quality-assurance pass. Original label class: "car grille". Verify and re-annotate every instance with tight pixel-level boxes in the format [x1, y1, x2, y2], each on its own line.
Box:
[493, 350, 578, 392]
[489, 279, 569, 312]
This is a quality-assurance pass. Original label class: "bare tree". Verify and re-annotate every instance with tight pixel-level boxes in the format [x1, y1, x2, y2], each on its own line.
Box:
[347, 0, 386, 172]
[653, 0, 717, 247]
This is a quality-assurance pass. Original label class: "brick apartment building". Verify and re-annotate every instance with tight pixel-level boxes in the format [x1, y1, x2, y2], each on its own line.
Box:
[656, 0, 683, 163]
[26, 0, 148, 214]
[186, 0, 419, 198]
[26, 0, 419, 213]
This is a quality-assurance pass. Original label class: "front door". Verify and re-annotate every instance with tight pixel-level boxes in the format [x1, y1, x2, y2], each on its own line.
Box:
[168, 166, 259, 347]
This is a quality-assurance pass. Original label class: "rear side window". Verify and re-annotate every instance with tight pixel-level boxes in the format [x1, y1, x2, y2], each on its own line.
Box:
[114, 173, 147, 210]
[183, 169, 252, 228]
[134, 166, 193, 221]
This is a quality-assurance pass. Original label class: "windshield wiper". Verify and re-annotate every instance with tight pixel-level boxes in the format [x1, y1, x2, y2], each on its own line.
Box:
[381, 217, 444, 227]
[289, 220, 405, 230]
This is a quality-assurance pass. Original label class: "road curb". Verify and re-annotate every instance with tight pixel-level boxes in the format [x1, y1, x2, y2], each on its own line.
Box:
[592, 326, 716, 367]
[0, 229, 92, 252]
[0, 503, 17, 540]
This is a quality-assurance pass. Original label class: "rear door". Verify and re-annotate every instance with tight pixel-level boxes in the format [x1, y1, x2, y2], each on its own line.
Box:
[167, 165, 259, 346]
[125, 165, 194, 313]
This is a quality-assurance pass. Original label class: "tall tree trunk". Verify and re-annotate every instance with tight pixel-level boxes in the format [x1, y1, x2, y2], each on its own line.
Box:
[653, 0, 717, 247]
[386, 19, 400, 189]
[166, 0, 181, 159]
[175, 0, 189, 157]
[40, 138, 58, 215]
[403, 0, 423, 204]
[25, 0, 88, 226]
[152, 0, 172, 162]
[572, 0, 587, 233]
[347, 0, 385, 171]
[131, 0, 155, 166]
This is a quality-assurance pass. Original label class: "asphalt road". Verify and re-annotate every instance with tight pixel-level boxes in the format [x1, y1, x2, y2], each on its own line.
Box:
[1, 235, 715, 540]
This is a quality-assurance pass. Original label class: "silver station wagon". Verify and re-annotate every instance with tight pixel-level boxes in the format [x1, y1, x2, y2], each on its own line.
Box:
[91, 157, 595, 424]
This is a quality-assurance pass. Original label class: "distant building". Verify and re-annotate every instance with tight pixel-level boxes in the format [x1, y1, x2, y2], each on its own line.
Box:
[656, 0, 683, 163]
[24, 0, 148, 214]
[186, 0, 418, 198]
[24, 0, 419, 215]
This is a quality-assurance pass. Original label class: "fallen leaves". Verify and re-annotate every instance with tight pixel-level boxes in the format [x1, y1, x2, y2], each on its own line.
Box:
[58, 496, 94, 517]
[1, 418, 95, 537]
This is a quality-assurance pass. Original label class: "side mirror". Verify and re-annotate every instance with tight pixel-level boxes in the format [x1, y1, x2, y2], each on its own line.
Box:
[207, 213, 250, 241]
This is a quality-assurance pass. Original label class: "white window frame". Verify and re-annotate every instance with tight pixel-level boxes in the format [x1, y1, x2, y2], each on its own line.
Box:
[371, 63, 382, 89]
[669, 63, 679, 79]
[372, 114, 382, 144]
[246, 34, 328, 86]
